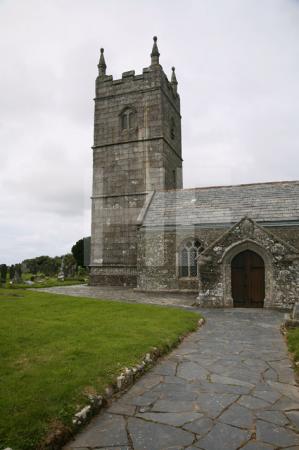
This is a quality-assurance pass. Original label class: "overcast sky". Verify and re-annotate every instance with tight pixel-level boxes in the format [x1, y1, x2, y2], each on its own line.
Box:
[0, 0, 298, 265]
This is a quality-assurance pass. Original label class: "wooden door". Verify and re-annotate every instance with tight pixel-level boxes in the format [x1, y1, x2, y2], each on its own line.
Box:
[231, 250, 265, 307]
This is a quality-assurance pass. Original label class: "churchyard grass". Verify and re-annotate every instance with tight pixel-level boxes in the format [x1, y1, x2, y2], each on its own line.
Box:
[3, 272, 87, 289]
[287, 328, 299, 370]
[0, 288, 199, 450]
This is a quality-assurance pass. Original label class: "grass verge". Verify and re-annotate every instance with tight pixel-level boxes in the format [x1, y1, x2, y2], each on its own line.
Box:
[0, 288, 199, 450]
[287, 327, 299, 370]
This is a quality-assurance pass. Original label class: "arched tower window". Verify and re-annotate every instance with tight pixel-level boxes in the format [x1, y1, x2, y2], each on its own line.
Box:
[179, 240, 203, 278]
[120, 107, 136, 131]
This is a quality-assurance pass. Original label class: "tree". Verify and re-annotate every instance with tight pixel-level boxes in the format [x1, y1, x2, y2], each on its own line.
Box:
[71, 239, 84, 267]
[63, 254, 77, 278]
[0, 264, 7, 285]
[22, 256, 62, 276]
[71, 237, 90, 267]
[9, 265, 15, 281]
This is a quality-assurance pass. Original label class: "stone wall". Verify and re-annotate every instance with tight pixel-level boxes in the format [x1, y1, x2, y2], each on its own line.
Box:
[137, 220, 299, 310]
[268, 226, 299, 251]
[137, 226, 224, 291]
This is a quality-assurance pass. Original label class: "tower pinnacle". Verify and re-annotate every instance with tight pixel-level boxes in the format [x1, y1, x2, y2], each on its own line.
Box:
[98, 48, 107, 77]
[150, 36, 160, 66]
[171, 66, 178, 94]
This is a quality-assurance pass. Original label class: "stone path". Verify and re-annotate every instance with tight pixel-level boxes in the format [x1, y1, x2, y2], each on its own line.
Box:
[38, 285, 196, 308]
[64, 309, 299, 450]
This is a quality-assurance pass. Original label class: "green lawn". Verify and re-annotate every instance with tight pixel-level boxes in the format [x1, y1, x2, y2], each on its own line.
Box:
[287, 328, 299, 368]
[0, 288, 199, 450]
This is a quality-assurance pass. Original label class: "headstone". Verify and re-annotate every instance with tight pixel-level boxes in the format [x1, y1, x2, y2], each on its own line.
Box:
[13, 264, 23, 284]
[57, 257, 65, 281]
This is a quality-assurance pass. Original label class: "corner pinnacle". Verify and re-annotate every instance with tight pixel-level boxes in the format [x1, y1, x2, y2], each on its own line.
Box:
[98, 48, 107, 77]
[171, 66, 178, 94]
[150, 36, 160, 66]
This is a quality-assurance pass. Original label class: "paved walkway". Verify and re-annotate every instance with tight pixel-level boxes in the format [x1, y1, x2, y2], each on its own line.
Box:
[38, 285, 197, 308]
[64, 309, 299, 450]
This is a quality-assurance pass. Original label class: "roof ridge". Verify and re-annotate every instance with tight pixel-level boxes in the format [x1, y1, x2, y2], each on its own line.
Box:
[156, 180, 299, 194]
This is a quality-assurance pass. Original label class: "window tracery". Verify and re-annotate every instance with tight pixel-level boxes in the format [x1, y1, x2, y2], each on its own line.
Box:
[179, 239, 203, 278]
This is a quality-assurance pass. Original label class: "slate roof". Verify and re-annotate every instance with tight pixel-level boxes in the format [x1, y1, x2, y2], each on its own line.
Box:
[142, 181, 299, 227]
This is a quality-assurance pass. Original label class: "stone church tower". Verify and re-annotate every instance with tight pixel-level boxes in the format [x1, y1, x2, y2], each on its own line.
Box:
[90, 37, 182, 286]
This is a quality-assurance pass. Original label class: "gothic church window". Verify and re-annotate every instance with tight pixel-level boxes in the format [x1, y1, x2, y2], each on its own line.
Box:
[179, 240, 203, 278]
[121, 107, 136, 131]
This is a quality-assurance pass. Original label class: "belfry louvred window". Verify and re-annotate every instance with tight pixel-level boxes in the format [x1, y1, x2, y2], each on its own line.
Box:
[180, 240, 203, 278]
[121, 108, 136, 131]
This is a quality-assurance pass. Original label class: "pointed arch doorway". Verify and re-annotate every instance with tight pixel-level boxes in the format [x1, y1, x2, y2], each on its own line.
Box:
[231, 250, 265, 307]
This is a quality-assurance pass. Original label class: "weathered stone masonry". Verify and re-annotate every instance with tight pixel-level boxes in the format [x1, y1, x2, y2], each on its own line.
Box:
[90, 38, 182, 286]
[137, 182, 299, 309]
[90, 38, 299, 309]
[197, 217, 299, 309]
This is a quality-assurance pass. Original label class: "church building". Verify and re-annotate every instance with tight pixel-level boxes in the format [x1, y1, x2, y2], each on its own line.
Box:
[90, 37, 299, 310]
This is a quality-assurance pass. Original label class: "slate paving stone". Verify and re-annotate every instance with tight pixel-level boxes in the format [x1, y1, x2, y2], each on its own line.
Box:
[127, 417, 194, 450]
[107, 401, 136, 416]
[182, 417, 214, 436]
[159, 390, 198, 401]
[195, 422, 251, 450]
[151, 400, 199, 413]
[266, 380, 299, 400]
[286, 411, 299, 429]
[256, 419, 299, 447]
[184, 355, 218, 366]
[64, 414, 128, 448]
[93, 448, 130, 450]
[129, 391, 160, 406]
[209, 373, 254, 388]
[150, 362, 177, 376]
[152, 382, 198, 394]
[134, 374, 163, 390]
[135, 411, 203, 427]
[186, 447, 203, 450]
[241, 441, 275, 450]
[262, 368, 279, 382]
[210, 366, 261, 384]
[270, 395, 299, 411]
[177, 361, 210, 381]
[163, 375, 186, 384]
[198, 380, 250, 395]
[242, 358, 269, 371]
[237, 394, 271, 410]
[255, 409, 289, 426]
[218, 403, 254, 429]
[251, 389, 281, 404]
[193, 392, 238, 418]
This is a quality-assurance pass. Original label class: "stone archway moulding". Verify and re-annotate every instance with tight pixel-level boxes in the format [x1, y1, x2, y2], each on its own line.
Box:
[221, 239, 274, 308]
